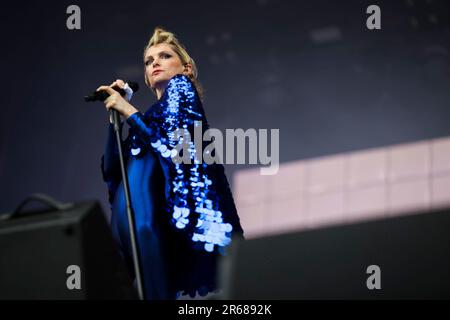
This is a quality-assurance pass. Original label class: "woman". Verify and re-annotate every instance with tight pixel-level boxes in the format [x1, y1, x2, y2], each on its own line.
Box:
[99, 27, 244, 299]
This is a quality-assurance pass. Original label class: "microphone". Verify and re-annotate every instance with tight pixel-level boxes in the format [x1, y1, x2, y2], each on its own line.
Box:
[84, 81, 139, 102]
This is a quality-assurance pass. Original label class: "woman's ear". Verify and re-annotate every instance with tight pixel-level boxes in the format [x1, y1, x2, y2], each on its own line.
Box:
[183, 63, 193, 75]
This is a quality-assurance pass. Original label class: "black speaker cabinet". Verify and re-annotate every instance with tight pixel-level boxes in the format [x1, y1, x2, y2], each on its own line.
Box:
[220, 207, 450, 299]
[0, 200, 136, 299]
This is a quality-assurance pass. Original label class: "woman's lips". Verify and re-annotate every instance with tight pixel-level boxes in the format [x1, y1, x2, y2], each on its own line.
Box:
[152, 70, 163, 75]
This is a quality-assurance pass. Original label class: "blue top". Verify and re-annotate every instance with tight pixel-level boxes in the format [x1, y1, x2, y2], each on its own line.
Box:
[101, 74, 244, 299]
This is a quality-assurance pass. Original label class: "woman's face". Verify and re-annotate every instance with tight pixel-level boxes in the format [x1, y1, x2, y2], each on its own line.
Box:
[144, 43, 187, 91]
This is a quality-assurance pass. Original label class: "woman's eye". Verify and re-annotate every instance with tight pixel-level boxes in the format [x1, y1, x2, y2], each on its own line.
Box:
[145, 54, 170, 65]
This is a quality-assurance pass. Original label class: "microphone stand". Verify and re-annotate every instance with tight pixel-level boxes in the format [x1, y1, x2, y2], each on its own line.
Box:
[110, 109, 145, 300]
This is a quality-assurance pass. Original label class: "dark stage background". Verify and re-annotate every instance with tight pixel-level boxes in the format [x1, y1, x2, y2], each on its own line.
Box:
[1, 0, 449, 218]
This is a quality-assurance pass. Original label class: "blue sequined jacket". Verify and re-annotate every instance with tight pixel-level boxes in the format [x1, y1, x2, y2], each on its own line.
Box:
[102, 74, 244, 255]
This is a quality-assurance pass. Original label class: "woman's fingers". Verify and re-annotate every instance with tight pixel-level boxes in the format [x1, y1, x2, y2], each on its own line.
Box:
[97, 85, 116, 93]
[98, 79, 125, 94]
[101, 92, 115, 111]
[96, 85, 115, 94]
[105, 100, 115, 109]
[97, 81, 128, 112]
[116, 79, 125, 87]
[109, 80, 123, 88]
[108, 79, 125, 89]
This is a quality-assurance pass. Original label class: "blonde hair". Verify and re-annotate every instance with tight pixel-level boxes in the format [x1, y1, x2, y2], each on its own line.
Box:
[143, 26, 204, 102]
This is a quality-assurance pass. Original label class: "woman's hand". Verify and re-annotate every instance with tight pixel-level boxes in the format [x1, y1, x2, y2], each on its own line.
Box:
[97, 79, 139, 118]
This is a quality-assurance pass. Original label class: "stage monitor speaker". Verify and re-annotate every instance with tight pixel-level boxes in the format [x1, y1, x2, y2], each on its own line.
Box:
[219, 207, 450, 299]
[0, 199, 136, 299]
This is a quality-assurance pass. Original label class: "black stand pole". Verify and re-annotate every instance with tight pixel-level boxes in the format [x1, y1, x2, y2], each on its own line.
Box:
[110, 109, 145, 300]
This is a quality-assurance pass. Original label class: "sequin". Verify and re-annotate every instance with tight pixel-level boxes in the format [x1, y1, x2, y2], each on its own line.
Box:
[131, 147, 141, 156]
[176, 221, 186, 229]
[173, 206, 182, 219]
[157, 144, 167, 153]
[161, 149, 172, 158]
[204, 243, 214, 252]
[151, 139, 161, 148]
[181, 207, 190, 217]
